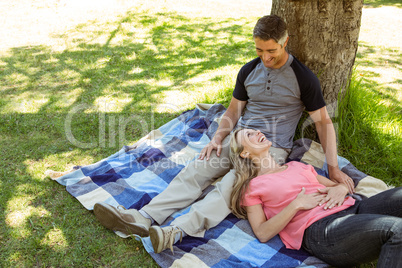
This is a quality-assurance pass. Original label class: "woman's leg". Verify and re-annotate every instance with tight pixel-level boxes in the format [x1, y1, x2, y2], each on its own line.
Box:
[303, 188, 402, 267]
[356, 187, 402, 217]
[304, 212, 402, 267]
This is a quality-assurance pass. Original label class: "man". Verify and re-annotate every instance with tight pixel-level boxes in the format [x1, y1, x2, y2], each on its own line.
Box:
[93, 15, 354, 254]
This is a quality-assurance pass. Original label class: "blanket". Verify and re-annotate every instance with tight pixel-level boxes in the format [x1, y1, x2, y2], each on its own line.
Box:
[52, 104, 389, 268]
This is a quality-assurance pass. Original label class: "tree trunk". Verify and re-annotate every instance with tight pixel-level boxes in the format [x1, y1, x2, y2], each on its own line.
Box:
[271, 0, 363, 111]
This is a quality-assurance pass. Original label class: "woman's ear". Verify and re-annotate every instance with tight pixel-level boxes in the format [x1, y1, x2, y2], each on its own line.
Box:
[240, 151, 249, 159]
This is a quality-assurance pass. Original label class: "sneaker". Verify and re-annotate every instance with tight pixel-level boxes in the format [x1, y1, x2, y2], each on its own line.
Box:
[149, 225, 182, 253]
[93, 202, 151, 237]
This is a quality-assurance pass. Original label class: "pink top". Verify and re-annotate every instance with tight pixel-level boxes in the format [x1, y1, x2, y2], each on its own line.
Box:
[242, 161, 355, 250]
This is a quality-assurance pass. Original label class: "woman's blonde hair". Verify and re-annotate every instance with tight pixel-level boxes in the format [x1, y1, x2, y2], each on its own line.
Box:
[229, 129, 260, 219]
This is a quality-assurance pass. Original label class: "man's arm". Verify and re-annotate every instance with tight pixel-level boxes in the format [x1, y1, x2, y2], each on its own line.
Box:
[199, 97, 247, 160]
[308, 107, 355, 193]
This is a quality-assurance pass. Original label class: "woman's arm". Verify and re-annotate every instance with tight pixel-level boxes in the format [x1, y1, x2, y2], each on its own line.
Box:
[247, 188, 323, 243]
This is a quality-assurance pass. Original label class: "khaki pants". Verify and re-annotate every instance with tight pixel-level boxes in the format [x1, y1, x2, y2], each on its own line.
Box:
[142, 135, 289, 237]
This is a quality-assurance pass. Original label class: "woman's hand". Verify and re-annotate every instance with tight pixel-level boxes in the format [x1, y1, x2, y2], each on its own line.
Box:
[317, 184, 348, 210]
[247, 187, 324, 243]
[292, 187, 325, 211]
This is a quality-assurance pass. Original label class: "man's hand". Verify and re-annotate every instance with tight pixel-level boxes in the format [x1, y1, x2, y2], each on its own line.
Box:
[329, 168, 355, 194]
[198, 139, 222, 160]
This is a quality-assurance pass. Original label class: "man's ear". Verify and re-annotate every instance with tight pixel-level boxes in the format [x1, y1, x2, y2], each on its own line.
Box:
[283, 36, 289, 49]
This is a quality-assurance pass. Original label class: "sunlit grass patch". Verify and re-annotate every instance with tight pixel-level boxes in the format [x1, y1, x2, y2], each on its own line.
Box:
[0, 1, 401, 267]
[40, 228, 69, 251]
[338, 73, 401, 185]
[345, 42, 401, 185]
[355, 42, 402, 101]
[1, 9, 254, 117]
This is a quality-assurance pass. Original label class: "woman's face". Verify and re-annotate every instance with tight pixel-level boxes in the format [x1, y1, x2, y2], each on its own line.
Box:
[237, 129, 271, 158]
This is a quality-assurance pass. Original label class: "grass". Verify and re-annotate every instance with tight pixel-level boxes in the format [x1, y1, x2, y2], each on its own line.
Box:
[364, 0, 402, 8]
[0, 1, 401, 267]
[338, 74, 401, 186]
[0, 6, 255, 267]
[336, 43, 402, 186]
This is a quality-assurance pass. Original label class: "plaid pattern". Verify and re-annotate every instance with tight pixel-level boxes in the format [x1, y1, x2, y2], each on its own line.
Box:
[55, 104, 224, 210]
[54, 104, 388, 268]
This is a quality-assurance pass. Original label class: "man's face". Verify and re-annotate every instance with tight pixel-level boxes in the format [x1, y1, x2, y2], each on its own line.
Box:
[254, 37, 288, 69]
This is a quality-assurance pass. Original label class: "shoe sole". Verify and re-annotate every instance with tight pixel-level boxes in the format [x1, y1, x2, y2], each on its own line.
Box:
[149, 226, 164, 253]
[93, 202, 149, 237]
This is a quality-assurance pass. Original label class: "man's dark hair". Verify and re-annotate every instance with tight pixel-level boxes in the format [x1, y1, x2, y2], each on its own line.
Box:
[253, 15, 288, 46]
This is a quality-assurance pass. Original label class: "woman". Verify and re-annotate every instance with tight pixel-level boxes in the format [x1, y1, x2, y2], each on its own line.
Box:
[229, 128, 402, 268]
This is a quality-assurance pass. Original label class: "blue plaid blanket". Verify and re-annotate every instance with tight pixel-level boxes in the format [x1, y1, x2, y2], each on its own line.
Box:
[53, 104, 388, 268]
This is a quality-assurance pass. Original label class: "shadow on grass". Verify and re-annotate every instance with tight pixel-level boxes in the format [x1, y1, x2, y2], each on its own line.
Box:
[0, 10, 255, 267]
[1, 12, 249, 113]
[336, 39, 402, 185]
[337, 77, 401, 185]
[341, 43, 401, 185]
[355, 42, 401, 108]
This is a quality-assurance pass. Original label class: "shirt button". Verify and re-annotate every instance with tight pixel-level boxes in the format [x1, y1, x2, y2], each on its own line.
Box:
[267, 87, 270, 90]
[268, 80, 271, 83]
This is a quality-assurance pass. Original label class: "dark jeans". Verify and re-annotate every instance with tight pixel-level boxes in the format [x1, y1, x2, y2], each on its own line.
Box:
[302, 187, 402, 268]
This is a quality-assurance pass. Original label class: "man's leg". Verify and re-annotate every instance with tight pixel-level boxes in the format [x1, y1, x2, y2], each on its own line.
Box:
[269, 147, 290, 165]
[94, 131, 289, 239]
[170, 169, 236, 237]
[94, 136, 232, 237]
[141, 135, 232, 224]
[147, 147, 289, 253]
[168, 146, 289, 237]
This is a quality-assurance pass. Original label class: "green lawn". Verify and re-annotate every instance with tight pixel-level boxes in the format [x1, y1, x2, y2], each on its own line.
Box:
[0, 8, 255, 267]
[0, 1, 401, 267]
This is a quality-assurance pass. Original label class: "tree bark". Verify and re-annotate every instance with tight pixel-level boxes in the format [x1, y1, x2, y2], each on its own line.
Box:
[271, 0, 363, 111]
